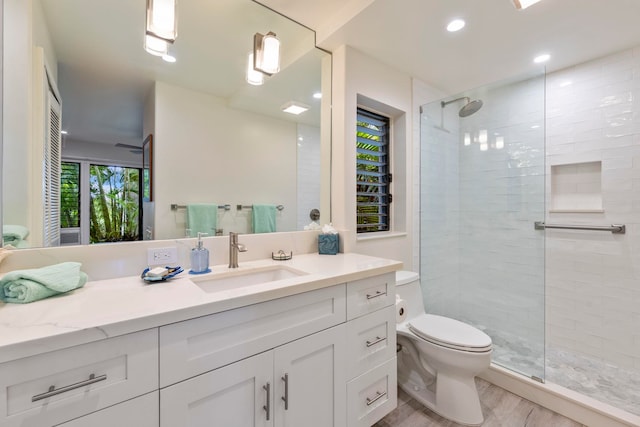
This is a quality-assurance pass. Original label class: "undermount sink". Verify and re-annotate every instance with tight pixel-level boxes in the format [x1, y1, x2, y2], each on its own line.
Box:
[190, 265, 308, 293]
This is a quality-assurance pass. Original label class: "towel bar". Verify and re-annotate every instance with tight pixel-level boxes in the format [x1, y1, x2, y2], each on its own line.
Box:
[237, 204, 284, 211]
[171, 204, 231, 211]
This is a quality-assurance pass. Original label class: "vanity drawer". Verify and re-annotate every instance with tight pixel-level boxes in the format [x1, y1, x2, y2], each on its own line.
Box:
[56, 391, 159, 427]
[0, 329, 158, 427]
[346, 305, 397, 379]
[347, 357, 397, 427]
[346, 273, 395, 320]
[159, 284, 346, 387]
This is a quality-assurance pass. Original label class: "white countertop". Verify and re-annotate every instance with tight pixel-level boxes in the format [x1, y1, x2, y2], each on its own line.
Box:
[0, 253, 401, 363]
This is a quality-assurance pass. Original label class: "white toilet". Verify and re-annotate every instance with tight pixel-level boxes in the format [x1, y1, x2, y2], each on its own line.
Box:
[395, 271, 492, 426]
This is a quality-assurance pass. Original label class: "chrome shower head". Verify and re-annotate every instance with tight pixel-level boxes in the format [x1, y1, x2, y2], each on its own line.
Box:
[458, 99, 483, 117]
[441, 96, 483, 118]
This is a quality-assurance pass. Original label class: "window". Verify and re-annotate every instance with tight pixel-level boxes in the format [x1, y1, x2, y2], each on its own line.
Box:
[356, 108, 391, 233]
[60, 162, 80, 228]
[89, 164, 141, 243]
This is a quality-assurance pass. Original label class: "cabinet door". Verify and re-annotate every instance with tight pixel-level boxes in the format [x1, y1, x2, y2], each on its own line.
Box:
[274, 324, 346, 427]
[55, 392, 158, 427]
[161, 351, 274, 427]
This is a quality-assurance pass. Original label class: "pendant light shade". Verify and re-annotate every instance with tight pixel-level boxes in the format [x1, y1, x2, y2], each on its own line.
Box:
[144, 34, 168, 56]
[146, 0, 177, 43]
[253, 32, 280, 75]
[246, 53, 264, 85]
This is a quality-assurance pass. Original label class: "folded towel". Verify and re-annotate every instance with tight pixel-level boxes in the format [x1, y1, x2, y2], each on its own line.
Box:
[186, 204, 218, 237]
[252, 204, 276, 234]
[0, 262, 88, 304]
[3, 224, 29, 244]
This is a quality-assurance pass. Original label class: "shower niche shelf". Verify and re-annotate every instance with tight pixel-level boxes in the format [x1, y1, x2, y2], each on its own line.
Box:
[550, 161, 603, 213]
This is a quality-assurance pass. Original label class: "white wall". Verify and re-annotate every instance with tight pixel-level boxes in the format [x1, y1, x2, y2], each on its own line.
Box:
[3, 0, 59, 247]
[331, 45, 413, 269]
[296, 123, 321, 230]
[153, 82, 298, 239]
[545, 46, 640, 370]
[3, 0, 32, 231]
[62, 138, 141, 166]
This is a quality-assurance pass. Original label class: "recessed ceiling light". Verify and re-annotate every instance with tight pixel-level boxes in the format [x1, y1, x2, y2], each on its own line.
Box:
[281, 101, 310, 115]
[446, 19, 465, 32]
[61, 130, 68, 135]
[313, 92, 322, 99]
[533, 53, 550, 63]
[162, 54, 176, 63]
[512, 0, 542, 10]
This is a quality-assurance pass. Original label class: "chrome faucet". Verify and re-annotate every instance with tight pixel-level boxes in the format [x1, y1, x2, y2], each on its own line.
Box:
[228, 232, 247, 268]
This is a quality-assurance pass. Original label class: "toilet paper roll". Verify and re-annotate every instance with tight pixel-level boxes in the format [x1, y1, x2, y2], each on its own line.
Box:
[396, 297, 407, 323]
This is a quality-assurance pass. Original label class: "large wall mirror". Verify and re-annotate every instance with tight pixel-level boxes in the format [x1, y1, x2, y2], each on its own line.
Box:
[2, 0, 331, 248]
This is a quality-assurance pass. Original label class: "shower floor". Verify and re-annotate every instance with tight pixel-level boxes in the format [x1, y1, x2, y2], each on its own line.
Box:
[474, 324, 640, 417]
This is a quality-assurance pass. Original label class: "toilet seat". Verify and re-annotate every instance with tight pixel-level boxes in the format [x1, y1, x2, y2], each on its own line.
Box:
[408, 314, 492, 353]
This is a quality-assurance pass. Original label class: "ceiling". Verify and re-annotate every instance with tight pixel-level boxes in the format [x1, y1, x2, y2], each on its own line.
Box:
[38, 0, 640, 148]
[261, 0, 640, 95]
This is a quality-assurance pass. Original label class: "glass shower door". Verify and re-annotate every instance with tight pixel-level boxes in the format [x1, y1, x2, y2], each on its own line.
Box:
[419, 72, 546, 380]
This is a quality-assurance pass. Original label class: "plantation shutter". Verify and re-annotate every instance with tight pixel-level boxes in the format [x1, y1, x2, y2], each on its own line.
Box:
[356, 108, 391, 233]
[43, 88, 62, 247]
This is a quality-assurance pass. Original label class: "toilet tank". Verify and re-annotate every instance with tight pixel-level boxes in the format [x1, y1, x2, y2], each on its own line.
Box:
[395, 271, 426, 319]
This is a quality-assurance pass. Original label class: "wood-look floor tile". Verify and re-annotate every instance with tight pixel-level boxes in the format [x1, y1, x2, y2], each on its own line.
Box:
[374, 378, 586, 427]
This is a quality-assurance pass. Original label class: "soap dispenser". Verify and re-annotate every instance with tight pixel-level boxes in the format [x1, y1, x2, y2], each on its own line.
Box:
[189, 232, 210, 274]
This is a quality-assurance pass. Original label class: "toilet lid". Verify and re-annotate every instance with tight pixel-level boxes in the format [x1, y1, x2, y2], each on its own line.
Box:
[408, 314, 492, 353]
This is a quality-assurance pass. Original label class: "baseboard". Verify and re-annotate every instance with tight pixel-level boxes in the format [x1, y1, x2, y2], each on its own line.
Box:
[480, 364, 640, 427]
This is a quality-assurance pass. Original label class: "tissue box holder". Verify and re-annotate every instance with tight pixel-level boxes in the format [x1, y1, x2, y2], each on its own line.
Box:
[318, 234, 339, 255]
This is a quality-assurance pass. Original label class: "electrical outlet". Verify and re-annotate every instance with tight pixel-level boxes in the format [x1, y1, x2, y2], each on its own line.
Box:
[147, 247, 178, 266]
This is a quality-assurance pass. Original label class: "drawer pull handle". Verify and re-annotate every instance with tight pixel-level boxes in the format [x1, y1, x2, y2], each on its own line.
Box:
[263, 382, 271, 421]
[366, 336, 386, 347]
[366, 290, 386, 300]
[366, 390, 387, 406]
[32, 373, 107, 402]
[281, 373, 289, 410]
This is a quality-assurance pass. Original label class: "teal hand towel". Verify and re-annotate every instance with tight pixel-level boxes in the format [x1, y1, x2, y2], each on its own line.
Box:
[0, 262, 88, 304]
[252, 204, 276, 234]
[187, 204, 218, 237]
[3, 224, 29, 243]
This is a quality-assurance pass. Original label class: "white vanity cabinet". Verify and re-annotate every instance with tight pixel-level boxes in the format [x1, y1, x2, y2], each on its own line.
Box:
[0, 265, 400, 427]
[158, 283, 347, 427]
[344, 273, 398, 427]
[160, 325, 346, 427]
[0, 329, 158, 427]
[55, 392, 159, 427]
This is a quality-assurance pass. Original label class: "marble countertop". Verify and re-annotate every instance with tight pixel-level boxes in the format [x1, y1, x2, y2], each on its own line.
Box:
[0, 253, 402, 363]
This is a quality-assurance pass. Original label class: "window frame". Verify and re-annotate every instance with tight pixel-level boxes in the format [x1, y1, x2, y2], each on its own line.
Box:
[356, 107, 392, 233]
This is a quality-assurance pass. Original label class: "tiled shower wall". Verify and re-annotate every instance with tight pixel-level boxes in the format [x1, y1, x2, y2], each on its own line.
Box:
[420, 74, 546, 377]
[296, 124, 321, 230]
[456, 77, 545, 346]
[545, 46, 640, 370]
